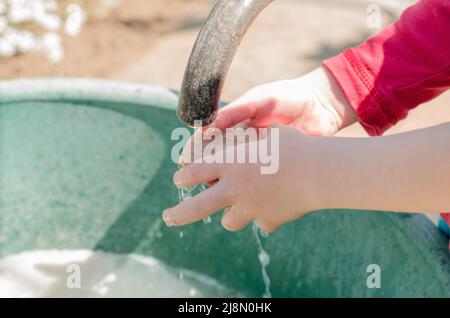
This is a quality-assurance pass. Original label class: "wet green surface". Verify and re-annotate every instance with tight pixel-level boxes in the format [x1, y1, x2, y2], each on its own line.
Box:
[0, 79, 448, 297]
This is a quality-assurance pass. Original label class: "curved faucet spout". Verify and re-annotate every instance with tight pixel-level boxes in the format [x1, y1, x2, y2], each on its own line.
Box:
[177, 0, 273, 127]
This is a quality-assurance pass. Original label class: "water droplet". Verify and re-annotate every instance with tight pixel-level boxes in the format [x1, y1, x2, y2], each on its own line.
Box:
[203, 216, 212, 224]
[258, 250, 270, 267]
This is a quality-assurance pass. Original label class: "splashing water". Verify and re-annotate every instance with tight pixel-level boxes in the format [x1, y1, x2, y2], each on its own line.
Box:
[202, 216, 212, 224]
[252, 222, 271, 298]
[177, 176, 212, 225]
[176, 165, 273, 298]
[178, 185, 195, 202]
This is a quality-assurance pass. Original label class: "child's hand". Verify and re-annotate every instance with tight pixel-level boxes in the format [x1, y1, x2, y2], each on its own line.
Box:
[212, 66, 356, 136]
[163, 125, 323, 233]
[162, 68, 358, 232]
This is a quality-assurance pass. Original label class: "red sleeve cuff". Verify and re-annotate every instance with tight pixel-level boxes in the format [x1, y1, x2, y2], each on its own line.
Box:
[441, 213, 450, 226]
[323, 50, 397, 136]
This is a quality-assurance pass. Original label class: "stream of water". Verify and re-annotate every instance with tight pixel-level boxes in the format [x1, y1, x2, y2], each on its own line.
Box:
[252, 222, 271, 298]
[178, 184, 272, 298]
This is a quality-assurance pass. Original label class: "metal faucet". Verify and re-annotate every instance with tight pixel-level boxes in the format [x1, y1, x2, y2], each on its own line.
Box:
[177, 0, 273, 127]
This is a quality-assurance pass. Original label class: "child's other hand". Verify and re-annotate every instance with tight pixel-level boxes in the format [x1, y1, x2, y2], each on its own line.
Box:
[163, 125, 323, 233]
[212, 66, 356, 137]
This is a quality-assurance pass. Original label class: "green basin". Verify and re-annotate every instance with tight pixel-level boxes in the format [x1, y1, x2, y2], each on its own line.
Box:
[0, 78, 448, 297]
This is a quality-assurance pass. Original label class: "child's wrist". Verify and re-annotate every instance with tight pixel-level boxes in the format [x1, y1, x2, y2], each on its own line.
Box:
[289, 134, 339, 213]
[303, 137, 352, 211]
[303, 66, 357, 132]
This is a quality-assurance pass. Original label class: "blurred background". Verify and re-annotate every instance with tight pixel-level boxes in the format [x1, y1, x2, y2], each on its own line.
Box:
[1, 0, 449, 138]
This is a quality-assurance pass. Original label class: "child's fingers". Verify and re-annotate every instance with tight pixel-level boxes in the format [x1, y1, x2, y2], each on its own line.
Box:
[213, 99, 256, 130]
[221, 206, 253, 232]
[255, 220, 278, 234]
[179, 130, 204, 165]
[173, 163, 221, 188]
[207, 179, 219, 187]
[162, 181, 230, 226]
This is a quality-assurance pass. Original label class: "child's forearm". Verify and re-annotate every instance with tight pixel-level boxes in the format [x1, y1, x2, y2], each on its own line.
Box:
[314, 123, 450, 213]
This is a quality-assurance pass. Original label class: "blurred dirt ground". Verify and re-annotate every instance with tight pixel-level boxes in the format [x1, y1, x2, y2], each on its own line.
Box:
[0, 0, 212, 78]
[1, 0, 449, 138]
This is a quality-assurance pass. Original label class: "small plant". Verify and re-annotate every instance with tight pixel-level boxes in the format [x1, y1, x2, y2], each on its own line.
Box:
[0, 0, 86, 62]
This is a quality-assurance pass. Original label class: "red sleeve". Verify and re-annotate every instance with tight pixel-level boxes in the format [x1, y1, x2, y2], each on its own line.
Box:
[442, 213, 450, 225]
[322, 0, 450, 136]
